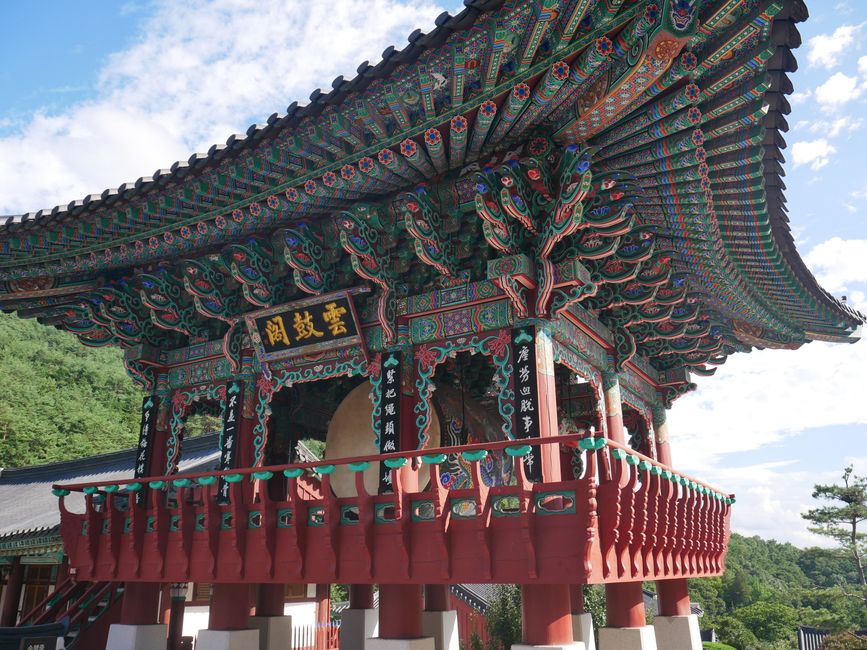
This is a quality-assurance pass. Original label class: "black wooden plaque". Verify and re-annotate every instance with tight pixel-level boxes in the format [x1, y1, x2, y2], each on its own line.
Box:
[134, 395, 159, 505]
[378, 352, 402, 494]
[511, 326, 542, 482]
[217, 381, 242, 504]
[19, 637, 58, 650]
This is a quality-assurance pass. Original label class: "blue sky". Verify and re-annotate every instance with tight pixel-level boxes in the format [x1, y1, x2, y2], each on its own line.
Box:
[0, 1, 864, 546]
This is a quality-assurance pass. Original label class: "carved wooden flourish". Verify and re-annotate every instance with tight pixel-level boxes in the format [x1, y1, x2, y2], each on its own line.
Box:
[393, 189, 457, 277]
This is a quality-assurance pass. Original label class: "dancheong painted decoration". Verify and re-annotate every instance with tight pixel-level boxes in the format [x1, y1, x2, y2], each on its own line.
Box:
[0, 1, 863, 649]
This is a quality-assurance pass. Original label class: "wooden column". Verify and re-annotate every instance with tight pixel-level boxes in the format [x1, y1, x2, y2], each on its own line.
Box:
[315, 584, 331, 650]
[535, 329, 563, 483]
[656, 579, 690, 617]
[54, 556, 69, 588]
[256, 583, 286, 617]
[602, 372, 625, 445]
[521, 584, 573, 645]
[379, 584, 422, 639]
[120, 582, 162, 626]
[424, 584, 450, 611]
[603, 373, 648, 629]
[209, 583, 251, 631]
[349, 584, 374, 610]
[0, 558, 24, 626]
[569, 585, 584, 614]
[167, 583, 188, 650]
[605, 582, 645, 628]
[160, 584, 172, 624]
[653, 406, 672, 467]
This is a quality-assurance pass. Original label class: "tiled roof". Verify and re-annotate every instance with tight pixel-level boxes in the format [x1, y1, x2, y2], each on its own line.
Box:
[0, 432, 221, 544]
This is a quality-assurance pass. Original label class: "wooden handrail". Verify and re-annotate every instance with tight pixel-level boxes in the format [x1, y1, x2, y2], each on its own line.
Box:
[53, 433, 733, 499]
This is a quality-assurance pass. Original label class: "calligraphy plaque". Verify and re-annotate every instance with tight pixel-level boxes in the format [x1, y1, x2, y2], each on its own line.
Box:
[134, 395, 159, 505]
[511, 326, 542, 482]
[245, 289, 367, 363]
[217, 381, 242, 504]
[378, 352, 402, 494]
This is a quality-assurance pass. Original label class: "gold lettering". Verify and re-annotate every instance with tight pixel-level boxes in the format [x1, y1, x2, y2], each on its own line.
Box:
[264, 315, 290, 346]
[293, 310, 324, 340]
[322, 301, 348, 336]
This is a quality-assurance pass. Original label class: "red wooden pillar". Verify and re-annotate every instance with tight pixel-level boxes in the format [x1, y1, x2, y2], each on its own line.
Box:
[160, 584, 172, 624]
[349, 584, 374, 610]
[657, 579, 690, 617]
[535, 329, 562, 483]
[256, 583, 286, 617]
[0, 558, 24, 626]
[603, 372, 649, 629]
[315, 584, 331, 650]
[424, 584, 450, 612]
[653, 408, 673, 467]
[569, 585, 584, 614]
[605, 582, 645, 628]
[54, 557, 69, 588]
[379, 584, 422, 639]
[120, 582, 162, 626]
[209, 583, 251, 631]
[167, 583, 188, 650]
[521, 584, 573, 645]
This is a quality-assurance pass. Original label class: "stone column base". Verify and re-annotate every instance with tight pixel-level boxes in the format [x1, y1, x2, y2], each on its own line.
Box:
[106, 624, 168, 650]
[340, 608, 380, 650]
[572, 613, 596, 650]
[653, 615, 701, 650]
[421, 610, 460, 650]
[512, 641, 584, 650]
[368, 638, 436, 650]
[598, 627, 657, 650]
[196, 629, 260, 650]
[249, 615, 292, 650]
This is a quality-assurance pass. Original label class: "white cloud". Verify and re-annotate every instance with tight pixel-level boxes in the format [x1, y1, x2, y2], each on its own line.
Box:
[844, 202, 857, 213]
[0, 0, 447, 214]
[808, 115, 864, 137]
[789, 89, 812, 105]
[804, 237, 867, 294]
[791, 138, 837, 170]
[807, 23, 863, 69]
[667, 236, 867, 545]
[815, 72, 863, 109]
[860, 55, 867, 77]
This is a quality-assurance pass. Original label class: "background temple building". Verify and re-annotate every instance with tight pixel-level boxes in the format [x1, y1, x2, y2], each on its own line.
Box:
[0, 0, 863, 649]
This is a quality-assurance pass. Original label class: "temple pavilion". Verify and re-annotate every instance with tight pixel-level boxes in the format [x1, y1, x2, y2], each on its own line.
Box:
[0, 0, 863, 649]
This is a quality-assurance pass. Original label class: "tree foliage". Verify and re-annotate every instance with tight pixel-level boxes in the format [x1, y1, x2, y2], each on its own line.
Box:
[802, 466, 867, 595]
[0, 312, 143, 466]
[484, 585, 522, 650]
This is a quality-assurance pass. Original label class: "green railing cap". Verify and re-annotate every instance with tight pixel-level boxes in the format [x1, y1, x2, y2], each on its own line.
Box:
[420, 454, 447, 465]
[649, 465, 662, 476]
[172, 478, 193, 488]
[224, 473, 244, 483]
[461, 450, 489, 462]
[83, 486, 98, 495]
[148, 480, 167, 489]
[125, 482, 143, 492]
[638, 460, 652, 472]
[578, 437, 596, 450]
[313, 464, 336, 475]
[283, 468, 305, 478]
[505, 445, 532, 457]
[384, 457, 409, 469]
[52, 488, 70, 497]
[196, 476, 218, 486]
[348, 461, 371, 472]
[104, 484, 120, 493]
[626, 454, 640, 466]
[611, 448, 627, 460]
[252, 471, 274, 481]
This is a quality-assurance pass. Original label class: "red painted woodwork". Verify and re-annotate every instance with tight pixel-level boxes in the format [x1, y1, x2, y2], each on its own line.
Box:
[0, 558, 24, 625]
[257, 583, 286, 617]
[535, 336, 563, 483]
[605, 582, 645, 628]
[424, 584, 450, 611]
[315, 583, 331, 650]
[55, 435, 731, 586]
[521, 584, 573, 645]
[210, 583, 251, 630]
[349, 584, 374, 609]
[120, 582, 160, 625]
[379, 585, 422, 639]
[570, 585, 584, 614]
[451, 595, 489, 647]
[657, 578, 691, 617]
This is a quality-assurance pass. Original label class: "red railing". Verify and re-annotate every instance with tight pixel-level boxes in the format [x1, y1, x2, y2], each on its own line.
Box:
[53, 434, 733, 585]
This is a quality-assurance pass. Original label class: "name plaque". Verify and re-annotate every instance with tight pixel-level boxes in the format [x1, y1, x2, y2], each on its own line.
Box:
[245, 288, 367, 363]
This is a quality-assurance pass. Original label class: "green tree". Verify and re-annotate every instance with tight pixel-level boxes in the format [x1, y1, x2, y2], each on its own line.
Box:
[731, 601, 799, 643]
[802, 466, 867, 606]
[708, 615, 759, 649]
[484, 585, 522, 650]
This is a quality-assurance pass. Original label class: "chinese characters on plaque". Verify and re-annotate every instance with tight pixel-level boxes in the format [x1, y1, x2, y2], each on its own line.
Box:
[378, 352, 402, 494]
[134, 395, 159, 505]
[217, 382, 242, 504]
[511, 327, 542, 482]
[246, 292, 363, 363]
